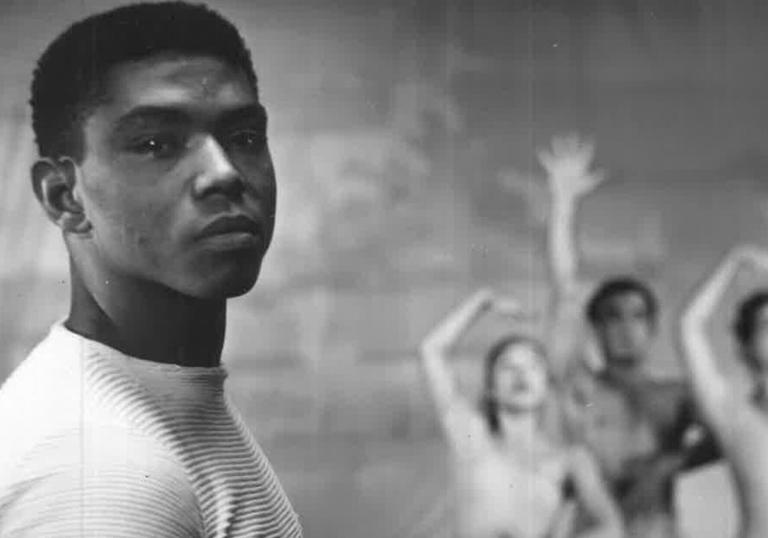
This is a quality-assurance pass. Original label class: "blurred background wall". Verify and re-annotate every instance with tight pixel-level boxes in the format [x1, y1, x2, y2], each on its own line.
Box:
[1, 1, 767, 536]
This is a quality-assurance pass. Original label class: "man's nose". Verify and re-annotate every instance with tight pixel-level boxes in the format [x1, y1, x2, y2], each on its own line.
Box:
[191, 135, 244, 199]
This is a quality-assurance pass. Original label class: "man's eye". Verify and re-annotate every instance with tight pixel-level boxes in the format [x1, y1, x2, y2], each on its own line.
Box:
[129, 135, 183, 158]
[228, 129, 267, 152]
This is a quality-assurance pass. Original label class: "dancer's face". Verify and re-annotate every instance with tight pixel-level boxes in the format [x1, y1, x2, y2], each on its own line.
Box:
[493, 343, 549, 412]
[593, 291, 655, 369]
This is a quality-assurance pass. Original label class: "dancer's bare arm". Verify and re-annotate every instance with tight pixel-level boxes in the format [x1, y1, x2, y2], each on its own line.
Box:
[539, 134, 605, 304]
[420, 290, 499, 423]
[680, 246, 768, 538]
[679, 246, 766, 428]
[538, 134, 606, 363]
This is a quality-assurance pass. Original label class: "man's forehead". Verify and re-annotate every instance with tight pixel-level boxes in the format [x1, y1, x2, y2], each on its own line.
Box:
[102, 54, 257, 111]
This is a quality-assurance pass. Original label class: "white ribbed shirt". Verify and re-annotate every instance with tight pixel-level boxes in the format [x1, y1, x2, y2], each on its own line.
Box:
[0, 324, 302, 537]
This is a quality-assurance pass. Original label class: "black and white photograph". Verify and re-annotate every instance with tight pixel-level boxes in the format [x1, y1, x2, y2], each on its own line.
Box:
[0, 1, 766, 537]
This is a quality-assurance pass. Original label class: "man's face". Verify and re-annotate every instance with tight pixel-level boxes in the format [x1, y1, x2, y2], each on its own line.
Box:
[74, 54, 274, 299]
[593, 291, 655, 369]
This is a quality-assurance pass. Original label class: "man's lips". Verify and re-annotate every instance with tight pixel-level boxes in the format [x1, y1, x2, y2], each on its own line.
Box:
[195, 214, 263, 250]
[198, 214, 260, 238]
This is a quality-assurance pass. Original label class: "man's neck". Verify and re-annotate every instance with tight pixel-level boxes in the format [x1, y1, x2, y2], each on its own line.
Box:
[66, 257, 226, 367]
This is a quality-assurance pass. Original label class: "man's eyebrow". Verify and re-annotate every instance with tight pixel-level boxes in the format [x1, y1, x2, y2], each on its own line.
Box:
[112, 104, 267, 133]
[112, 106, 193, 133]
[217, 104, 268, 126]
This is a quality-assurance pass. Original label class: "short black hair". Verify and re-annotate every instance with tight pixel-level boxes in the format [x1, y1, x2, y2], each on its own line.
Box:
[585, 276, 658, 326]
[733, 291, 768, 364]
[30, 1, 257, 161]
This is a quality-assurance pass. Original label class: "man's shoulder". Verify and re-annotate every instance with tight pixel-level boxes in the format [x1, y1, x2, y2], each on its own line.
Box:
[0, 418, 174, 476]
[23, 425, 181, 473]
[0, 324, 81, 392]
[0, 327, 168, 479]
[0, 426, 203, 537]
[0, 331, 83, 431]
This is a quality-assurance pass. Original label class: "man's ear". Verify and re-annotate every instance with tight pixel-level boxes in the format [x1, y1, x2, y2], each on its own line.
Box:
[31, 157, 91, 234]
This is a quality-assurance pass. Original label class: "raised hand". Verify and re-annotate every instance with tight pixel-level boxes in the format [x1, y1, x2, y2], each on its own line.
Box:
[537, 133, 605, 202]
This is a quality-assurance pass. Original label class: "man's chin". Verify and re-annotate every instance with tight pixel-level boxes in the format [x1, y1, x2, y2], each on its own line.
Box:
[206, 273, 260, 299]
[213, 278, 259, 299]
[177, 266, 262, 300]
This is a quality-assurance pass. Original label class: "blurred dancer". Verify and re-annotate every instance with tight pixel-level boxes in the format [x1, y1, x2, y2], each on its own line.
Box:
[420, 289, 624, 538]
[566, 279, 709, 537]
[539, 135, 712, 538]
[681, 245, 768, 538]
[0, 3, 302, 536]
